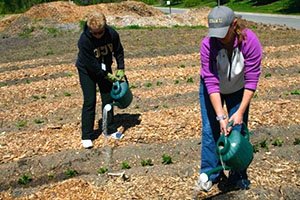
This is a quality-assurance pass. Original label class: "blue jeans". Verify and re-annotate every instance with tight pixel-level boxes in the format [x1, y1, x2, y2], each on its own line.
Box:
[199, 79, 249, 183]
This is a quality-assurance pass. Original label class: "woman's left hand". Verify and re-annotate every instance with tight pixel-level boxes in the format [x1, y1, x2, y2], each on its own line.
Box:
[227, 112, 243, 132]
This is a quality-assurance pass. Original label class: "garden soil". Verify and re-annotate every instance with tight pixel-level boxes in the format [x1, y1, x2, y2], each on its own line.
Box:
[0, 1, 299, 199]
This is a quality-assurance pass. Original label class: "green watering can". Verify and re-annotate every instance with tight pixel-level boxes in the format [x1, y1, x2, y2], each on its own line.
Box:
[199, 122, 253, 189]
[110, 76, 133, 109]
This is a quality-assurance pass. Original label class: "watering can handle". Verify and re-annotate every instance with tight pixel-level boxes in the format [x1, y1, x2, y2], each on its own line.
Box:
[226, 121, 251, 140]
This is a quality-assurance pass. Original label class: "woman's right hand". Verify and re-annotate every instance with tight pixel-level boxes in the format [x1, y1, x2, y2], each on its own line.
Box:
[219, 119, 229, 136]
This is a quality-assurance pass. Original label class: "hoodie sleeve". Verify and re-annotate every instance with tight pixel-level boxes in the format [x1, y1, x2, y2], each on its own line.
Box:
[111, 30, 125, 69]
[77, 35, 106, 77]
[200, 37, 220, 94]
[242, 29, 262, 91]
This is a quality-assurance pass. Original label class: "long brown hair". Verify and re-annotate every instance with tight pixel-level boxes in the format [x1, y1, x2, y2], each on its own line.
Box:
[235, 18, 246, 45]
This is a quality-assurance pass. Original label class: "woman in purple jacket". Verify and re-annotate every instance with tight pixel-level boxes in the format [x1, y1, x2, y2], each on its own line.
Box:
[198, 6, 262, 191]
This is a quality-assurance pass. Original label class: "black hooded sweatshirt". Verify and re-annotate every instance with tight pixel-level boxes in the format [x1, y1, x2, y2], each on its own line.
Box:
[76, 23, 124, 78]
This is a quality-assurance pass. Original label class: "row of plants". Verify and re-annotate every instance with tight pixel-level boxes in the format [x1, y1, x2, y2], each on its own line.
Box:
[17, 154, 173, 185]
[253, 137, 300, 152]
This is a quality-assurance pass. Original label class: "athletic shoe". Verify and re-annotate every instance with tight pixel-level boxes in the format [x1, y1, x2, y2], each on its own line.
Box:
[81, 139, 93, 149]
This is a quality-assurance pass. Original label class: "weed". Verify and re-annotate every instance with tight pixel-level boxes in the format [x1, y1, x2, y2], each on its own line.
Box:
[272, 138, 283, 147]
[162, 154, 173, 165]
[18, 174, 32, 185]
[121, 161, 131, 169]
[293, 138, 300, 145]
[126, 25, 141, 29]
[46, 27, 59, 37]
[97, 167, 108, 174]
[65, 72, 73, 77]
[141, 159, 153, 167]
[64, 169, 78, 178]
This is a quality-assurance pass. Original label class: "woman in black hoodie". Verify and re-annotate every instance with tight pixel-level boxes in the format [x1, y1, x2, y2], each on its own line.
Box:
[76, 12, 125, 148]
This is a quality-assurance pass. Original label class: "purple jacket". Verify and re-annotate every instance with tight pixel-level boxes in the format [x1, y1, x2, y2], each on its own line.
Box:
[200, 29, 262, 94]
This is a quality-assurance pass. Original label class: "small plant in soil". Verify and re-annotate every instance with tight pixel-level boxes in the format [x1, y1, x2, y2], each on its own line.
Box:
[32, 95, 40, 100]
[141, 159, 153, 167]
[174, 80, 180, 84]
[264, 73, 272, 78]
[145, 82, 152, 88]
[290, 90, 300, 95]
[272, 138, 284, 147]
[259, 139, 269, 151]
[65, 72, 73, 77]
[162, 154, 173, 165]
[129, 84, 137, 89]
[16, 120, 27, 128]
[121, 161, 131, 169]
[18, 174, 32, 185]
[97, 167, 108, 174]
[47, 172, 55, 179]
[34, 119, 44, 124]
[179, 64, 185, 68]
[63, 92, 71, 97]
[0, 82, 8, 87]
[293, 138, 300, 145]
[253, 143, 260, 153]
[156, 81, 163, 86]
[186, 77, 194, 83]
[64, 169, 78, 178]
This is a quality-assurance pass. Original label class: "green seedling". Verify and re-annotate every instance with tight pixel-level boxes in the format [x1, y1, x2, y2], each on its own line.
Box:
[18, 174, 32, 185]
[291, 90, 300, 95]
[272, 138, 283, 147]
[179, 64, 185, 68]
[32, 95, 40, 100]
[16, 120, 27, 128]
[145, 82, 152, 88]
[293, 138, 300, 145]
[47, 173, 55, 179]
[264, 73, 272, 78]
[141, 159, 153, 167]
[64, 169, 78, 178]
[156, 81, 163, 86]
[129, 84, 137, 89]
[65, 72, 73, 77]
[26, 80, 31, 84]
[0, 82, 7, 87]
[162, 154, 173, 165]
[34, 119, 44, 124]
[174, 80, 180, 84]
[97, 167, 108, 174]
[259, 139, 269, 151]
[187, 77, 194, 83]
[64, 92, 71, 97]
[253, 143, 260, 153]
[121, 161, 131, 169]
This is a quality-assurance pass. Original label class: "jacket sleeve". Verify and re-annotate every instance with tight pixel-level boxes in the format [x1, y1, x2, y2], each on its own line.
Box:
[200, 37, 220, 94]
[242, 29, 262, 91]
[77, 36, 106, 77]
[112, 31, 125, 69]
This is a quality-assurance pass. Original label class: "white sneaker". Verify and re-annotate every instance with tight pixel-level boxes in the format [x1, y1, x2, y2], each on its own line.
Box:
[81, 140, 93, 149]
[195, 173, 213, 192]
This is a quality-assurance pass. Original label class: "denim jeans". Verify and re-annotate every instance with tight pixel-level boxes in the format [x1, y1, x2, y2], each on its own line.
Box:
[199, 79, 249, 183]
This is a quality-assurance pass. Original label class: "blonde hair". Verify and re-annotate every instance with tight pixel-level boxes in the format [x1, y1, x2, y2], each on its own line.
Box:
[87, 12, 106, 30]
